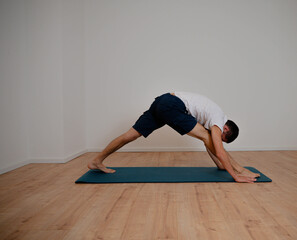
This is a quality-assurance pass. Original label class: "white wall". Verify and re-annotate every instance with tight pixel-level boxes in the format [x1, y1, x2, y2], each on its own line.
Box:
[24, 0, 65, 160]
[60, 0, 86, 159]
[1, 0, 297, 174]
[0, 1, 29, 172]
[85, 0, 297, 151]
[0, 0, 86, 173]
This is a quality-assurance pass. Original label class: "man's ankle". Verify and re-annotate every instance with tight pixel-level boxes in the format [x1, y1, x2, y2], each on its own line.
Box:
[96, 153, 108, 161]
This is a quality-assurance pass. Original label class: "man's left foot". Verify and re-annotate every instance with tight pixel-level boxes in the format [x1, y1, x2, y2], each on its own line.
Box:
[87, 160, 116, 173]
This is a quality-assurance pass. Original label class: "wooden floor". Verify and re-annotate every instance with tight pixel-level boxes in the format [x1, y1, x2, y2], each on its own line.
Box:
[0, 151, 297, 240]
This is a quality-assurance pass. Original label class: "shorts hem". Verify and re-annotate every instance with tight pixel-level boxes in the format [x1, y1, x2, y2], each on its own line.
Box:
[132, 126, 149, 138]
[181, 121, 197, 135]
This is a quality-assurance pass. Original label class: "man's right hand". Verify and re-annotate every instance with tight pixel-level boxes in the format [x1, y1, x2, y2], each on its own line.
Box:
[234, 175, 257, 183]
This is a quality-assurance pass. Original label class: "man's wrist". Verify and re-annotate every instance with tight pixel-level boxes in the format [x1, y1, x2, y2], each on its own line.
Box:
[233, 174, 241, 181]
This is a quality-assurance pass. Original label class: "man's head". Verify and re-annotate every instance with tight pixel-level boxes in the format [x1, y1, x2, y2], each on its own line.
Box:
[221, 120, 239, 143]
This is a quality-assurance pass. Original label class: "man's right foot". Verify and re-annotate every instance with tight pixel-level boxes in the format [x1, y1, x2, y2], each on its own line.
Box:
[87, 159, 116, 173]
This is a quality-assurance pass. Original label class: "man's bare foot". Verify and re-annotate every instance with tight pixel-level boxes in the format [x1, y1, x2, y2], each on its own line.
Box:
[87, 159, 116, 173]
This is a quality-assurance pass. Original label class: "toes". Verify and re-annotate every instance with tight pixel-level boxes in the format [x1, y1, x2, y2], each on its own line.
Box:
[99, 166, 116, 174]
[104, 168, 115, 173]
[87, 161, 115, 173]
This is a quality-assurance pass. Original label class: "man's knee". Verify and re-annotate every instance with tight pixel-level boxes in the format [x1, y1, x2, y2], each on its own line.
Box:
[187, 123, 209, 142]
[123, 128, 141, 142]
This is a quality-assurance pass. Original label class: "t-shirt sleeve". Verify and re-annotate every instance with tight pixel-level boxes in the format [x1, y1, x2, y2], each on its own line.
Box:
[209, 114, 227, 132]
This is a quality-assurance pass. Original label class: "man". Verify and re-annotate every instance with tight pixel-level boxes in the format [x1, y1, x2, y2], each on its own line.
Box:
[88, 92, 260, 183]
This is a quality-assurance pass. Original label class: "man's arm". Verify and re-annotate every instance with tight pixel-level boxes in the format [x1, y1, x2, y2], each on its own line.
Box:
[227, 152, 260, 177]
[210, 126, 256, 183]
[206, 147, 260, 177]
[206, 144, 243, 172]
[187, 123, 259, 181]
[189, 123, 242, 171]
[202, 128, 242, 172]
[205, 142, 260, 178]
[206, 147, 224, 170]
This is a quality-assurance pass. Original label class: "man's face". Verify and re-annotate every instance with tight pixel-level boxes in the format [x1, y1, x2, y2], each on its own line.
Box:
[221, 125, 230, 143]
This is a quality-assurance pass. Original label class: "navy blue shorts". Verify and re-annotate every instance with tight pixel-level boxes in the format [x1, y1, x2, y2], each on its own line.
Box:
[133, 93, 197, 138]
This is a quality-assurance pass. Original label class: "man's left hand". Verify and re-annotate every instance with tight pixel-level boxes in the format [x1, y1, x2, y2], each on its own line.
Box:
[237, 168, 260, 178]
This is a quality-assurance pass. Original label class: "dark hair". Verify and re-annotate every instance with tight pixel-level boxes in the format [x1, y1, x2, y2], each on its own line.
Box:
[225, 120, 239, 143]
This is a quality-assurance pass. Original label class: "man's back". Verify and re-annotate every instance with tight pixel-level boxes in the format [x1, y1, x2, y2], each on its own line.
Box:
[174, 92, 228, 131]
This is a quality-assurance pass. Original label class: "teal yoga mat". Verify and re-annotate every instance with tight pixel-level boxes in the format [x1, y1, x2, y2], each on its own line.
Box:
[75, 167, 272, 183]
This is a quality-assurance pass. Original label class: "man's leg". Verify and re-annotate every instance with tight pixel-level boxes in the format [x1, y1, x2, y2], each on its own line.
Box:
[187, 123, 224, 166]
[88, 127, 142, 173]
[187, 123, 214, 150]
[206, 147, 224, 169]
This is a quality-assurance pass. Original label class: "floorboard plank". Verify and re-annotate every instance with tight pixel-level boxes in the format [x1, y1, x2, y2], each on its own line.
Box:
[0, 151, 296, 240]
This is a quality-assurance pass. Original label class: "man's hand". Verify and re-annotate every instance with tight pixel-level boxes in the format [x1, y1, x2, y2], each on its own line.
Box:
[237, 168, 260, 178]
[234, 175, 257, 183]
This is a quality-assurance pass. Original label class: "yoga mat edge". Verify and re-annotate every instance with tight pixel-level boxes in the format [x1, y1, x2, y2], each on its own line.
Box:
[75, 167, 272, 184]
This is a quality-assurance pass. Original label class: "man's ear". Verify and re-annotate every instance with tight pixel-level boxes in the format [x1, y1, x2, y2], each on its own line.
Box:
[223, 125, 230, 133]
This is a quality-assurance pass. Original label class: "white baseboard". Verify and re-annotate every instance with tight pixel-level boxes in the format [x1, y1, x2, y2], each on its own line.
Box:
[1, 147, 296, 175]
[87, 146, 297, 152]
[87, 147, 206, 152]
[0, 149, 88, 175]
[64, 149, 88, 162]
[0, 159, 31, 175]
[224, 146, 297, 151]
[29, 149, 88, 164]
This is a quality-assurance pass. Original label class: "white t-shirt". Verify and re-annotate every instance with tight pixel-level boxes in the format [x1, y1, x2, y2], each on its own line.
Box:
[174, 92, 228, 132]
